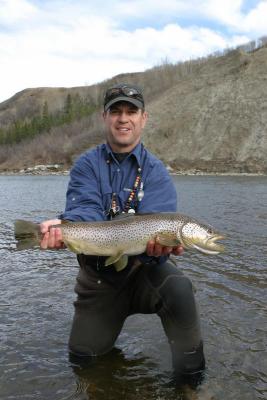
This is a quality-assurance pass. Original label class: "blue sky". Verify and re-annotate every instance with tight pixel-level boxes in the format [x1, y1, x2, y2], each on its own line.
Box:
[0, 0, 266, 103]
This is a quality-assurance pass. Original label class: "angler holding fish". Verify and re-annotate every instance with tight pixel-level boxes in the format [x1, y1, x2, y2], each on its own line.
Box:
[15, 84, 225, 387]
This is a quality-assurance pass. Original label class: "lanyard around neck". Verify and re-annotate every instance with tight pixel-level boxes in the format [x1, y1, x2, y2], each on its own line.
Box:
[106, 154, 144, 218]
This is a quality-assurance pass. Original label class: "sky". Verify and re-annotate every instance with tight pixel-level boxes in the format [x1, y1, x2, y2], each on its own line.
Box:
[0, 0, 267, 103]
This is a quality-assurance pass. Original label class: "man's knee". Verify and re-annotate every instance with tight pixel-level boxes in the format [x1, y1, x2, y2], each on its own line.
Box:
[158, 275, 195, 312]
[146, 262, 194, 304]
[155, 272, 202, 347]
[145, 264, 198, 328]
[145, 260, 185, 288]
[68, 306, 124, 357]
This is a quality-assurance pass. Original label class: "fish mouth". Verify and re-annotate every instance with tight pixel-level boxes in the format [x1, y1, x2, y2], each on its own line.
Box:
[200, 234, 226, 254]
[207, 234, 226, 253]
[182, 234, 226, 255]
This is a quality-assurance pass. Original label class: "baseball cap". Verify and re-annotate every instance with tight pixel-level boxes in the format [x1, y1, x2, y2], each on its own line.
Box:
[104, 83, 145, 112]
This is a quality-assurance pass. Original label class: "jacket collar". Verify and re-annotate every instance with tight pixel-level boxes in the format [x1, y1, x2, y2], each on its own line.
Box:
[104, 142, 143, 167]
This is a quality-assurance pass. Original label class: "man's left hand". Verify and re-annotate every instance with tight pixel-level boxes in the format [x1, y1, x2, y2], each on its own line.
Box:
[146, 239, 184, 257]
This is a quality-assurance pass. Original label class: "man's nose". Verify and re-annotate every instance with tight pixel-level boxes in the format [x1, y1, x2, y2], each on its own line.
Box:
[118, 112, 129, 122]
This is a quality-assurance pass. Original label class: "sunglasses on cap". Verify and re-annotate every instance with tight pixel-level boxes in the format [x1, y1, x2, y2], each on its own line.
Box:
[104, 85, 144, 109]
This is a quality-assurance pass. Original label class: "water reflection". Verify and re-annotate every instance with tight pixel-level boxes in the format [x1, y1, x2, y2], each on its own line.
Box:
[68, 348, 199, 400]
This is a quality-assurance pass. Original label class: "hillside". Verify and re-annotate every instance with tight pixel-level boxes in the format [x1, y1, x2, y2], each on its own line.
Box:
[144, 47, 267, 173]
[0, 41, 266, 174]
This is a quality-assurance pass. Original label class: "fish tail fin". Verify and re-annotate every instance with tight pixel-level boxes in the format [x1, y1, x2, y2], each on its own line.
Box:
[14, 220, 41, 250]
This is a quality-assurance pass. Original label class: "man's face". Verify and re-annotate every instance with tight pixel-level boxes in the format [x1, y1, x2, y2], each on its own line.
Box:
[103, 102, 148, 152]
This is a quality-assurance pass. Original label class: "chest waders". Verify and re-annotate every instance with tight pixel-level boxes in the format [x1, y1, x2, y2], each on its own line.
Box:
[69, 256, 205, 387]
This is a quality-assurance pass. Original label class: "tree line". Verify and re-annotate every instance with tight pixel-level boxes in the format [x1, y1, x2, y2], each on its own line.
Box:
[0, 93, 97, 145]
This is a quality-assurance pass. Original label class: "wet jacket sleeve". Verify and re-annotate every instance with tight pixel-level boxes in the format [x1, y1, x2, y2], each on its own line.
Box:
[59, 154, 105, 222]
[137, 159, 177, 264]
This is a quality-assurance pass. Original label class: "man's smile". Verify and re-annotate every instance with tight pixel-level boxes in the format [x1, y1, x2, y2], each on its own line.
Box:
[117, 127, 131, 132]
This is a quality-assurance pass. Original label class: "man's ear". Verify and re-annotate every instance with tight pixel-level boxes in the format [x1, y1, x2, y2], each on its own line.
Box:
[142, 111, 148, 127]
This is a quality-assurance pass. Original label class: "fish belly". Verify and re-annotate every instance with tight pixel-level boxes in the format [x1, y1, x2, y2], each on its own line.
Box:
[64, 236, 147, 257]
[63, 238, 113, 255]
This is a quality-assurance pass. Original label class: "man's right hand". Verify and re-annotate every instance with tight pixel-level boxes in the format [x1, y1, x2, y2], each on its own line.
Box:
[40, 219, 64, 249]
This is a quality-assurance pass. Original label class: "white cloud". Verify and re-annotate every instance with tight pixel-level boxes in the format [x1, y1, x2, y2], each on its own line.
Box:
[113, 0, 191, 18]
[198, 0, 243, 26]
[199, 0, 267, 35]
[240, 1, 267, 34]
[0, 0, 37, 25]
[0, 0, 266, 102]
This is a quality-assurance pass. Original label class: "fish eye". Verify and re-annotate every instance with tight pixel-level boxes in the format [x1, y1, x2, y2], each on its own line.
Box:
[207, 227, 213, 234]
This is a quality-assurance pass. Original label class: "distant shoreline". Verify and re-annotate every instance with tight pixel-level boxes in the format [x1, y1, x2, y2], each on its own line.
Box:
[0, 163, 266, 177]
[0, 169, 266, 177]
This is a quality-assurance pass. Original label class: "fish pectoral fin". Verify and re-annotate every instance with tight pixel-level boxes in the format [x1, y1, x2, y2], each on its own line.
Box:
[105, 252, 128, 272]
[156, 232, 180, 247]
[105, 252, 124, 266]
[179, 236, 192, 250]
[114, 255, 128, 272]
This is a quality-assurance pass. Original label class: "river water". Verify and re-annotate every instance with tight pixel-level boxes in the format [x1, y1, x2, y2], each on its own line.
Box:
[0, 175, 266, 400]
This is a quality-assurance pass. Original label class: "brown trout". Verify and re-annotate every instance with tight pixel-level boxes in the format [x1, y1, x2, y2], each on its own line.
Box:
[14, 213, 225, 271]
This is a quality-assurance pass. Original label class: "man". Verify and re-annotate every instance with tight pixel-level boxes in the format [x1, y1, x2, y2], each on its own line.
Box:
[40, 83, 205, 386]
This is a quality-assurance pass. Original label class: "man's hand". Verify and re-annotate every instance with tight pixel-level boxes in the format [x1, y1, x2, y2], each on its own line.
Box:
[40, 219, 64, 249]
[146, 238, 184, 257]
